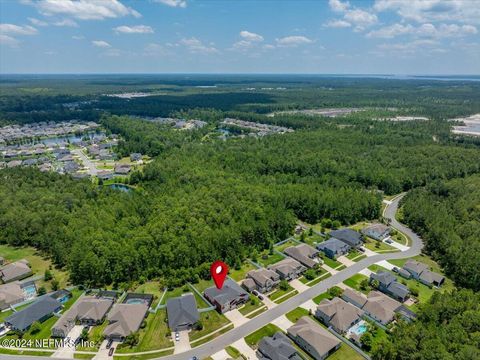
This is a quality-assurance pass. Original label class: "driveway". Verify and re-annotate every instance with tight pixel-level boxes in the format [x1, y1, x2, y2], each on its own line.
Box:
[173, 330, 191, 354]
[93, 339, 119, 360]
[289, 279, 308, 293]
[271, 315, 294, 332]
[224, 309, 248, 327]
[231, 339, 258, 360]
[211, 349, 230, 360]
[52, 325, 84, 359]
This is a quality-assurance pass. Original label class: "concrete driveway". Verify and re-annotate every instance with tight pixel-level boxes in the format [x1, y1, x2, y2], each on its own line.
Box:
[224, 309, 248, 327]
[173, 330, 191, 354]
[52, 325, 84, 359]
[271, 315, 294, 332]
[231, 338, 258, 360]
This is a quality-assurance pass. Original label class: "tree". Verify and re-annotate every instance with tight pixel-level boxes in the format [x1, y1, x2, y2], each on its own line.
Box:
[360, 279, 370, 291]
[124, 332, 139, 347]
[370, 279, 379, 289]
[279, 280, 289, 291]
[308, 228, 313, 236]
[51, 279, 59, 291]
[194, 321, 203, 331]
[360, 331, 373, 351]
[44, 269, 53, 281]
[304, 269, 317, 281]
[37, 286, 47, 296]
[300, 231, 306, 242]
[29, 321, 41, 335]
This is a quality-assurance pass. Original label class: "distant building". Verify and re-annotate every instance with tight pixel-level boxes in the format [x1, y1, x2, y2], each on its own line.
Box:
[6, 296, 62, 332]
[114, 164, 132, 175]
[329, 229, 363, 248]
[402, 260, 445, 287]
[284, 244, 320, 269]
[362, 224, 390, 241]
[130, 153, 142, 162]
[257, 331, 302, 360]
[268, 258, 306, 281]
[204, 279, 249, 313]
[315, 297, 364, 334]
[370, 271, 410, 302]
[243, 268, 280, 293]
[166, 293, 200, 331]
[316, 238, 351, 259]
[287, 316, 341, 360]
[0, 259, 32, 283]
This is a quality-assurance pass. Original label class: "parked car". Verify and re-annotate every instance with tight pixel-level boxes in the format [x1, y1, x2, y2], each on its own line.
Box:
[392, 267, 399, 273]
[385, 239, 393, 244]
[258, 295, 264, 300]
[252, 290, 259, 296]
[108, 347, 115, 356]
[175, 332, 180, 341]
[358, 247, 365, 252]
[106, 339, 113, 349]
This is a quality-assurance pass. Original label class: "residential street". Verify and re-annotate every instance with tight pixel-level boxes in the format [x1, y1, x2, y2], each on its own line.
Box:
[0, 193, 423, 360]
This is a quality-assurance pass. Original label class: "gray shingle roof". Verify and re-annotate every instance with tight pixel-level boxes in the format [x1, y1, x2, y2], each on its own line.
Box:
[258, 332, 301, 360]
[6, 296, 61, 331]
[317, 238, 351, 254]
[204, 279, 248, 306]
[166, 293, 200, 330]
[329, 229, 363, 247]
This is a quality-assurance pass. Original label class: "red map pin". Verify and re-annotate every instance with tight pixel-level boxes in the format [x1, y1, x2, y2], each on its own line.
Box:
[210, 260, 229, 289]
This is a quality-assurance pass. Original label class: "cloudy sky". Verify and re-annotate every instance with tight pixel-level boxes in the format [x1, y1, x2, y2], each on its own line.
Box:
[0, 0, 479, 74]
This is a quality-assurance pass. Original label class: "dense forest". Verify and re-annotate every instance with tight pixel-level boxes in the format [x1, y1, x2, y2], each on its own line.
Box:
[400, 175, 480, 291]
[372, 289, 480, 360]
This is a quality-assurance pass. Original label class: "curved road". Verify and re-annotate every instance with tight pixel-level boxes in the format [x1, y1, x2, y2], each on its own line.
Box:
[0, 193, 423, 360]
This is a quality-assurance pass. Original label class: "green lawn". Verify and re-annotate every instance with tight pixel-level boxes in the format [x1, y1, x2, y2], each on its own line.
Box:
[113, 349, 174, 360]
[274, 290, 298, 304]
[364, 238, 399, 253]
[328, 343, 364, 360]
[77, 321, 108, 351]
[134, 281, 164, 308]
[274, 239, 298, 252]
[346, 249, 362, 260]
[225, 346, 242, 359]
[63, 288, 83, 311]
[117, 310, 172, 353]
[191, 324, 234, 347]
[239, 296, 264, 316]
[319, 253, 342, 269]
[285, 307, 310, 323]
[269, 284, 295, 301]
[228, 262, 256, 282]
[160, 285, 194, 305]
[189, 278, 213, 293]
[299, 267, 328, 284]
[305, 272, 332, 287]
[343, 274, 369, 294]
[246, 306, 268, 319]
[245, 324, 282, 348]
[0, 244, 69, 291]
[189, 311, 230, 341]
[2, 314, 59, 348]
[313, 286, 343, 304]
[257, 251, 285, 267]
[0, 309, 14, 323]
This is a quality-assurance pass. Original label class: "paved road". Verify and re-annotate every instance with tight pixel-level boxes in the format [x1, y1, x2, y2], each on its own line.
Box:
[71, 149, 98, 176]
[0, 194, 423, 360]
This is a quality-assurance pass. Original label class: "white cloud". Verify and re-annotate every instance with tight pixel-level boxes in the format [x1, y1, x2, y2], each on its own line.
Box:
[154, 0, 187, 8]
[377, 39, 438, 54]
[72, 35, 84, 40]
[0, 24, 38, 35]
[367, 22, 478, 39]
[53, 19, 78, 27]
[179, 37, 218, 54]
[28, 17, 48, 26]
[374, 0, 480, 24]
[324, 19, 352, 28]
[239, 30, 264, 42]
[0, 34, 20, 47]
[25, 0, 141, 20]
[344, 9, 378, 30]
[329, 0, 350, 13]
[92, 40, 111, 48]
[275, 35, 313, 47]
[113, 25, 154, 34]
[263, 44, 275, 50]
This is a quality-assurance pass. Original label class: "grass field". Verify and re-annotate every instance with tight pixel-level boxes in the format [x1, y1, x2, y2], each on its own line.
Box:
[364, 238, 399, 253]
[225, 346, 242, 359]
[228, 262, 256, 282]
[189, 311, 230, 341]
[238, 296, 264, 316]
[244, 324, 282, 348]
[299, 267, 328, 284]
[328, 343, 364, 360]
[0, 245, 69, 291]
[343, 274, 369, 294]
[246, 306, 268, 319]
[305, 272, 332, 287]
[191, 324, 234, 347]
[268, 284, 295, 301]
[319, 253, 343, 269]
[274, 239, 298, 252]
[313, 286, 343, 304]
[285, 307, 310, 323]
[134, 281, 164, 308]
[117, 310, 172, 353]
[257, 251, 285, 267]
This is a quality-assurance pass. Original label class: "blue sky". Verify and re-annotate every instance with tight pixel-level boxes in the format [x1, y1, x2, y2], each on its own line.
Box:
[0, 0, 479, 74]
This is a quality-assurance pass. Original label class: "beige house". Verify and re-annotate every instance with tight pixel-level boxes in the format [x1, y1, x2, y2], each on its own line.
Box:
[315, 297, 364, 333]
[268, 258, 306, 280]
[103, 303, 149, 341]
[0, 260, 32, 283]
[0, 282, 24, 310]
[362, 291, 401, 325]
[243, 268, 280, 293]
[287, 316, 341, 360]
[284, 244, 320, 269]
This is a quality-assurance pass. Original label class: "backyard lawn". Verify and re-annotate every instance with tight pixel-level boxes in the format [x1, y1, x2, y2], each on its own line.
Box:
[274, 239, 298, 252]
[117, 310, 172, 353]
[285, 307, 310, 323]
[159, 284, 208, 309]
[256, 250, 285, 267]
[245, 324, 282, 348]
[189, 311, 230, 341]
[328, 343, 364, 360]
[0, 245, 69, 291]
[343, 274, 370, 294]
[134, 281, 164, 308]
[228, 262, 256, 282]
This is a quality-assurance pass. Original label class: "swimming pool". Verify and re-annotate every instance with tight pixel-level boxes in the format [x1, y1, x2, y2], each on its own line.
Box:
[22, 284, 37, 299]
[125, 298, 147, 305]
[349, 321, 368, 336]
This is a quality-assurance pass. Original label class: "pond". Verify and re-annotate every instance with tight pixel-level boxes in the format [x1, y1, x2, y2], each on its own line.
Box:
[28, 132, 106, 146]
[107, 184, 133, 192]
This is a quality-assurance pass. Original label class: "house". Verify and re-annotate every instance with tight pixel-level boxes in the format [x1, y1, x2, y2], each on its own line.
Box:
[341, 288, 367, 309]
[97, 170, 114, 180]
[6, 160, 22, 168]
[402, 260, 445, 287]
[243, 268, 280, 293]
[315, 297, 364, 333]
[329, 229, 364, 248]
[370, 271, 410, 302]
[114, 164, 131, 175]
[268, 258, 306, 281]
[0, 282, 25, 310]
[362, 224, 390, 241]
[49, 289, 72, 304]
[204, 279, 249, 313]
[166, 294, 200, 331]
[6, 296, 62, 332]
[103, 303, 149, 341]
[287, 316, 341, 360]
[257, 331, 302, 360]
[130, 153, 142, 162]
[284, 244, 321, 269]
[316, 238, 351, 259]
[52, 296, 114, 338]
[0, 259, 32, 283]
[362, 291, 401, 325]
